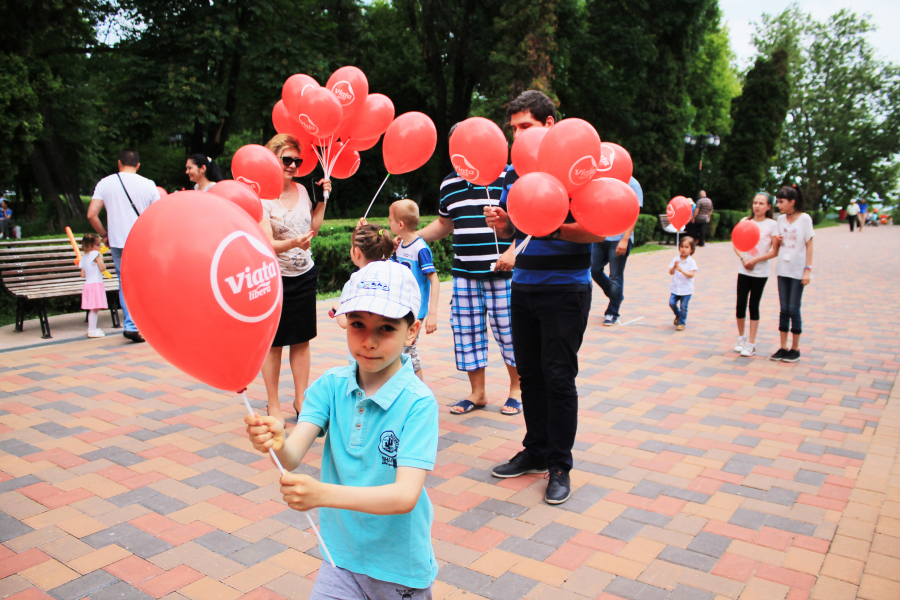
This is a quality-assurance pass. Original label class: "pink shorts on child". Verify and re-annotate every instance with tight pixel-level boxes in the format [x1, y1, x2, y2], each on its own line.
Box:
[82, 283, 109, 310]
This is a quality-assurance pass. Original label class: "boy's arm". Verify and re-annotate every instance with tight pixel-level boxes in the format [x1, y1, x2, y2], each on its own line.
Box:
[425, 272, 440, 334]
[418, 216, 453, 243]
[280, 467, 427, 515]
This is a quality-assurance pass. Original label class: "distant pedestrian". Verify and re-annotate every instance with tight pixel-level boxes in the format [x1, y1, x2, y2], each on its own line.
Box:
[733, 193, 778, 357]
[185, 155, 223, 191]
[857, 199, 868, 231]
[691, 191, 714, 246]
[846, 199, 860, 232]
[668, 237, 697, 331]
[0, 200, 11, 239]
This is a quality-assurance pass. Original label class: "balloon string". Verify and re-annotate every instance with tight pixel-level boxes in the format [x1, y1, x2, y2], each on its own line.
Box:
[513, 235, 532, 257]
[241, 393, 336, 568]
[485, 186, 501, 257]
[363, 173, 391, 220]
[310, 142, 331, 201]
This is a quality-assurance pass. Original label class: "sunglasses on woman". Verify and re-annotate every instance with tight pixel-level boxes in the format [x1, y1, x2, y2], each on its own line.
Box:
[281, 156, 302, 167]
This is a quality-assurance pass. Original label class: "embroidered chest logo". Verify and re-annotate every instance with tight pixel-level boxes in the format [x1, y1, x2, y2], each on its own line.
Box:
[379, 430, 399, 468]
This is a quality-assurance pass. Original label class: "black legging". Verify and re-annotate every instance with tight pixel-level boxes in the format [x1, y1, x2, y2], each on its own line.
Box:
[736, 273, 768, 320]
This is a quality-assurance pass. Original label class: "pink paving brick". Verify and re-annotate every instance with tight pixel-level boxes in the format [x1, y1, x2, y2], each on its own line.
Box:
[157, 521, 217, 545]
[5, 589, 54, 600]
[703, 520, 758, 542]
[130, 513, 180, 535]
[137, 565, 204, 598]
[755, 564, 816, 590]
[545, 542, 596, 571]
[753, 527, 794, 551]
[458, 527, 508, 552]
[603, 490, 653, 509]
[237, 500, 286, 522]
[570, 531, 626, 554]
[207, 493, 258, 513]
[791, 535, 830, 554]
[0, 549, 51, 579]
[238, 589, 288, 600]
[105, 555, 165, 584]
[95, 465, 139, 482]
[797, 493, 846, 511]
[22, 448, 87, 469]
[120, 472, 170, 490]
[440, 491, 487, 512]
[712, 553, 758, 582]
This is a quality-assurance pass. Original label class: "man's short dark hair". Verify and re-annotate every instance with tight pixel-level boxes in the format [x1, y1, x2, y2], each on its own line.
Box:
[119, 149, 140, 167]
[506, 91, 557, 125]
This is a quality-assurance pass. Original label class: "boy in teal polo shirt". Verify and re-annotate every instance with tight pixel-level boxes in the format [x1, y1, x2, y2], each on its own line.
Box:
[245, 260, 439, 599]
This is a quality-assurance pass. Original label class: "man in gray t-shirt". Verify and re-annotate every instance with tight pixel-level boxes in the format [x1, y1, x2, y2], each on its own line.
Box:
[691, 191, 714, 246]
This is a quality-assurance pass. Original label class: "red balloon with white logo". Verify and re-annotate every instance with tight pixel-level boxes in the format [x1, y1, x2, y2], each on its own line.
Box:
[272, 100, 313, 145]
[731, 220, 761, 253]
[448, 117, 508, 186]
[326, 66, 369, 121]
[329, 142, 361, 179]
[667, 196, 693, 231]
[506, 172, 570, 237]
[510, 127, 548, 176]
[570, 178, 640, 237]
[231, 145, 283, 200]
[295, 87, 343, 139]
[282, 74, 320, 121]
[208, 180, 263, 223]
[346, 136, 380, 151]
[382, 112, 437, 175]
[341, 94, 395, 142]
[537, 119, 602, 196]
[295, 144, 319, 177]
[122, 192, 282, 393]
[596, 142, 633, 184]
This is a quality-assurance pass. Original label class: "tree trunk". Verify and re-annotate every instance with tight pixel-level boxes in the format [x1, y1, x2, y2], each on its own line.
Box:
[41, 135, 85, 219]
[28, 146, 69, 230]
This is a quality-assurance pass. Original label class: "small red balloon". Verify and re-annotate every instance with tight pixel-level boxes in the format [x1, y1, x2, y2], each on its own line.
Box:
[296, 87, 343, 139]
[282, 74, 320, 123]
[342, 94, 395, 142]
[346, 136, 380, 151]
[732, 220, 761, 253]
[448, 117, 508, 186]
[296, 144, 319, 177]
[326, 66, 368, 121]
[383, 112, 437, 175]
[329, 142, 361, 179]
[596, 142, 633, 184]
[156, 186, 168, 198]
[667, 196, 692, 231]
[231, 145, 283, 200]
[272, 100, 313, 145]
[209, 180, 263, 223]
[570, 178, 640, 237]
[537, 119, 602, 196]
[122, 192, 282, 393]
[510, 127, 548, 176]
[506, 172, 570, 237]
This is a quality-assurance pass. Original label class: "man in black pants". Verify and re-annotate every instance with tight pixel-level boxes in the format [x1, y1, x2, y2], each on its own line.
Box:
[484, 91, 604, 504]
[691, 191, 714, 246]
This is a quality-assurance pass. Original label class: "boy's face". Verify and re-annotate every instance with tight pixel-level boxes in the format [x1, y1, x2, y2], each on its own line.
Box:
[346, 311, 420, 374]
[509, 110, 553, 139]
[388, 208, 402, 235]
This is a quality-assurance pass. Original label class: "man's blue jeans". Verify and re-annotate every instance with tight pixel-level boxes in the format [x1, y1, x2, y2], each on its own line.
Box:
[591, 239, 632, 318]
[110, 247, 136, 332]
[669, 293, 691, 325]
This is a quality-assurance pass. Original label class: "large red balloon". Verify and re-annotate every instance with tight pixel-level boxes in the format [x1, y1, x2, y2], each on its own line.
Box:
[296, 87, 343, 139]
[272, 100, 313, 145]
[732, 220, 761, 253]
[282, 74, 320, 123]
[209, 180, 263, 223]
[326, 66, 368, 121]
[383, 112, 437, 175]
[596, 142, 633, 184]
[667, 196, 692, 231]
[448, 117, 508, 186]
[296, 144, 319, 177]
[346, 136, 380, 151]
[570, 178, 640, 237]
[342, 94, 395, 142]
[537, 119, 602, 196]
[510, 127, 548, 176]
[122, 192, 282, 393]
[329, 142, 361, 179]
[506, 172, 569, 237]
[231, 145, 283, 200]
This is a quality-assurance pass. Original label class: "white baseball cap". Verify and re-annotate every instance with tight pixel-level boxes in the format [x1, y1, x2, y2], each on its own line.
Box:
[336, 260, 421, 320]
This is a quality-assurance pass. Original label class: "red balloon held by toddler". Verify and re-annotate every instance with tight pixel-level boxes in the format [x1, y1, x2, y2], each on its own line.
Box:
[732, 220, 761, 253]
[667, 196, 692, 231]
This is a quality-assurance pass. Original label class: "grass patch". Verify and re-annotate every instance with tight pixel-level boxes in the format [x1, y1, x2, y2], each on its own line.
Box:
[632, 243, 670, 254]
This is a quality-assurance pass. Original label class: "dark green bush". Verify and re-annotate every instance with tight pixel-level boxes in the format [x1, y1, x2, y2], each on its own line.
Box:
[713, 210, 746, 240]
[633, 214, 657, 246]
[808, 210, 825, 225]
[706, 212, 721, 239]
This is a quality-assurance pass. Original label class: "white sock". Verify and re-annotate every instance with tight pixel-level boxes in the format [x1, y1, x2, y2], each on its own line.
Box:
[88, 310, 99, 331]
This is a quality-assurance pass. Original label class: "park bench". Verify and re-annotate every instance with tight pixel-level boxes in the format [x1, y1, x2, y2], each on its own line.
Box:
[657, 214, 682, 245]
[0, 238, 121, 339]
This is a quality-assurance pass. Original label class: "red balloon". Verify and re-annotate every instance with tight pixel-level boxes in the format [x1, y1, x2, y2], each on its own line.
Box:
[732, 220, 761, 253]
[596, 142, 633, 184]
[510, 127, 548, 176]
[537, 119, 602, 196]
[448, 117, 508, 186]
[667, 196, 692, 231]
[209, 180, 263, 223]
[342, 94, 395, 142]
[296, 144, 319, 177]
[383, 112, 437, 175]
[506, 172, 570, 237]
[296, 87, 343, 139]
[156, 186, 168, 198]
[282, 74, 320, 123]
[231, 145, 283, 200]
[329, 142, 361, 179]
[272, 100, 313, 145]
[122, 192, 282, 393]
[346, 136, 380, 151]
[326, 66, 368, 121]
[570, 178, 640, 237]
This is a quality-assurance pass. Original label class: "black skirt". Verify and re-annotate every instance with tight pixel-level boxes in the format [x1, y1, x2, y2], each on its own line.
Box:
[272, 266, 318, 347]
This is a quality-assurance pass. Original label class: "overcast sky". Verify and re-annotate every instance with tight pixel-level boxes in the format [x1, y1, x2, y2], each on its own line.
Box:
[720, 0, 900, 68]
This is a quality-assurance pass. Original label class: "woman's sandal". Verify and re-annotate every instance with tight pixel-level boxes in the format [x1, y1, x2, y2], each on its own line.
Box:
[450, 400, 486, 415]
[500, 398, 522, 416]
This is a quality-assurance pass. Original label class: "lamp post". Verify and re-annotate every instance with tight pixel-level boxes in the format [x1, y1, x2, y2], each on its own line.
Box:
[684, 133, 720, 200]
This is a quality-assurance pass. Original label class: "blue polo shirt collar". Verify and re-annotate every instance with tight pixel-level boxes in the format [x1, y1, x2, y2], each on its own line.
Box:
[344, 355, 414, 410]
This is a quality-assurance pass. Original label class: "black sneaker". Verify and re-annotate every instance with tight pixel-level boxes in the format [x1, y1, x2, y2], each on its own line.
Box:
[782, 349, 801, 363]
[545, 468, 571, 504]
[123, 330, 145, 343]
[491, 451, 548, 478]
[769, 348, 788, 361]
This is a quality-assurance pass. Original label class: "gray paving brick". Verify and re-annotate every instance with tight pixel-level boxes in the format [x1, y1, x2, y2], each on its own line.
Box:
[731, 454, 773, 466]
[0, 511, 34, 542]
[0, 474, 41, 493]
[531, 522, 578, 546]
[665, 488, 712, 504]
[728, 508, 768, 531]
[574, 461, 619, 477]
[80, 446, 146, 467]
[82, 523, 143, 549]
[31, 422, 89, 439]
[125, 429, 164, 441]
[621, 507, 671, 527]
[229, 538, 288, 566]
[34, 401, 84, 415]
[558, 497, 595, 514]
[479, 571, 539, 600]
[824, 447, 866, 460]
[718, 483, 765, 500]
[0, 439, 40, 458]
[441, 431, 480, 445]
[797, 443, 826, 456]
[457, 416, 519, 431]
[116, 531, 173, 558]
[721, 460, 755, 475]
[765, 515, 817, 536]
[658, 546, 718, 572]
[570, 484, 610, 504]
[49, 570, 119, 600]
[461, 468, 497, 484]
[138, 494, 188, 515]
[272, 508, 313, 530]
[450, 508, 496, 532]
[733, 435, 761, 448]
[687, 531, 731, 558]
[794, 469, 827, 486]
[19, 371, 53, 381]
[60, 386, 105, 397]
[668, 584, 716, 600]
[436, 563, 493, 593]
[195, 443, 267, 465]
[89, 581, 154, 600]
[764, 487, 799, 506]
[194, 530, 251, 555]
[629, 480, 668, 499]
[601, 517, 644, 541]
[497, 536, 555, 561]
[638, 440, 668, 453]
[108, 488, 160, 508]
[181, 470, 230, 488]
[800, 421, 827, 432]
[118, 388, 166, 400]
[154, 423, 191, 435]
[612, 420, 641, 432]
[604, 576, 669, 600]
[477, 498, 527, 518]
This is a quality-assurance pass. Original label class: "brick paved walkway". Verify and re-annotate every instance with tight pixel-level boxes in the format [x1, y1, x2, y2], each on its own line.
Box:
[0, 226, 898, 600]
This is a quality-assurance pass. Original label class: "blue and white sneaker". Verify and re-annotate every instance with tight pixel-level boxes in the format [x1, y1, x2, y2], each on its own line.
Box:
[603, 315, 619, 327]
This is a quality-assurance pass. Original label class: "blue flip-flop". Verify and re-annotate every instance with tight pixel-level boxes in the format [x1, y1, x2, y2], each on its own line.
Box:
[501, 398, 522, 415]
[450, 400, 486, 415]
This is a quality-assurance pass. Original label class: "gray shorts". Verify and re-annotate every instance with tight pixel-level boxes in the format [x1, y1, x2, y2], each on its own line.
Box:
[311, 560, 432, 600]
[403, 330, 421, 372]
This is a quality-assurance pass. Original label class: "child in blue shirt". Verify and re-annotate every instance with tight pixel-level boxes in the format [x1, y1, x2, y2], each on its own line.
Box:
[390, 199, 440, 381]
[245, 260, 439, 599]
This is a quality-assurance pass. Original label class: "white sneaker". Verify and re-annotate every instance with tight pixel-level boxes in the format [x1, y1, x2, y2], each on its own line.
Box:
[740, 343, 756, 357]
[734, 336, 748, 352]
[87, 329, 105, 338]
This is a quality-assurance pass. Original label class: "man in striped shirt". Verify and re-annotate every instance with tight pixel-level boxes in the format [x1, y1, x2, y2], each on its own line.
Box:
[416, 128, 521, 416]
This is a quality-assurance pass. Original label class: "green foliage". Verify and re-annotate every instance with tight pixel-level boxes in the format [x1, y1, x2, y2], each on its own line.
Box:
[706, 211, 721, 239]
[808, 210, 825, 226]
[633, 215, 657, 247]
[712, 210, 745, 239]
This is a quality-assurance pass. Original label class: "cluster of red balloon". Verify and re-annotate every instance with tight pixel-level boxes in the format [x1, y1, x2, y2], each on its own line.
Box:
[450, 117, 640, 239]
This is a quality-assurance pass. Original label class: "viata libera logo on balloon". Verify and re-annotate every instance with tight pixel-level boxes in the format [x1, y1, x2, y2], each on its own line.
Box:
[597, 147, 615, 172]
[235, 176, 261, 196]
[568, 156, 598, 185]
[349, 158, 360, 177]
[298, 114, 318, 135]
[331, 81, 355, 105]
[211, 231, 281, 323]
[451, 154, 479, 181]
[667, 203, 676, 219]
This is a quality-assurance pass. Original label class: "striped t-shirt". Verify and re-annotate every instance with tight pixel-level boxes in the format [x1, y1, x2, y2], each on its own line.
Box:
[438, 172, 512, 280]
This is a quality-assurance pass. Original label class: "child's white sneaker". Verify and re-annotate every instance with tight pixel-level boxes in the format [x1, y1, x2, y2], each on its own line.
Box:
[740, 343, 756, 357]
[87, 329, 105, 338]
[734, 336, 747, 352]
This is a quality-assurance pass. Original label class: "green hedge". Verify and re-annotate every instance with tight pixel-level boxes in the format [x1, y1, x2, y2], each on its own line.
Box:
[712, 210, 746, 240]
[808, 210, 825, 226]
[634, 214, 656, 246]
[706, 212, 721, 239]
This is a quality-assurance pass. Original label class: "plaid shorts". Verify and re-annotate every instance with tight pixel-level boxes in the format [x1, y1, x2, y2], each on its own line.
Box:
[450, 277, 515, 371]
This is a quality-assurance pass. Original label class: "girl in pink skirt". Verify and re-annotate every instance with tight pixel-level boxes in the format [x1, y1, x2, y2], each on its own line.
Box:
[80, 233, 108, 338]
